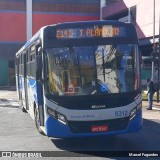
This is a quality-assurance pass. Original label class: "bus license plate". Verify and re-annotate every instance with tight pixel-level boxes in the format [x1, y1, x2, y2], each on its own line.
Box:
[91, 125, 108, 132]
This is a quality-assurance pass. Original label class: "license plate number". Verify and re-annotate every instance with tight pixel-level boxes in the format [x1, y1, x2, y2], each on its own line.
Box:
[91, 125, 108, 132]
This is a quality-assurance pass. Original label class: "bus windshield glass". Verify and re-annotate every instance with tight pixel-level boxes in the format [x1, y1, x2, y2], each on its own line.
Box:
[45, 44, 140, 96]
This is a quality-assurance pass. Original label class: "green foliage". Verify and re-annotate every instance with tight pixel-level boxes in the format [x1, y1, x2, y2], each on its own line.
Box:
[142, 91, 157, 101]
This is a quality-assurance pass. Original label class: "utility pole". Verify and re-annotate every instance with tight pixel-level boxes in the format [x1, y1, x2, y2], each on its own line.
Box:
[100, 0, 106, 20]
[26, 0, 32, 41]
[128, 7, 131, 23]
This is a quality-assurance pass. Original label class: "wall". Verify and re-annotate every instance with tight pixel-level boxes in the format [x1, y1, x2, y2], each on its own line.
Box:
[0, 0, 100, 86]
[0, 60, 8, 86]
[0, 0, 100, 60]
[0, 0, 26, 60]
[32, 0, 100, 35]
[102, 0, 160, 39]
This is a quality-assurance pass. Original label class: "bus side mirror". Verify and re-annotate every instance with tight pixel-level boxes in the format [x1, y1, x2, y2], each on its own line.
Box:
[36, 54, 42, 81]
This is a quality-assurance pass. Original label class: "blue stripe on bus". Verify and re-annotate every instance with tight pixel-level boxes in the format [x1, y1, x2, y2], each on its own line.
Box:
[19, 76, 23, 91]
[45, 110, 142, 138]
[27, 78, 43, 106]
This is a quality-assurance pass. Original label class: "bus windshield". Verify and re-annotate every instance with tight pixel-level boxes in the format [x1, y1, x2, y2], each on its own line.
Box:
[45, 44, 140, 96]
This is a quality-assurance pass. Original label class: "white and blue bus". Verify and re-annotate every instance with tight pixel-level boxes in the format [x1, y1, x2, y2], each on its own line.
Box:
[15, 21, 142, 138]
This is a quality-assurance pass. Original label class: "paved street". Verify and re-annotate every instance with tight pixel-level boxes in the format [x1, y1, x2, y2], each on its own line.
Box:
[0, 99, 19, 107]
[0, 88, 160, 159]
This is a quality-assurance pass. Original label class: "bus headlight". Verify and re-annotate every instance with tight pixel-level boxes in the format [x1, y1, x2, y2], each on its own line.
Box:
[47, 108, 56, 118]
[130, 108, 137, 120]
[137, 103, 142, 111]
[46, 107, 67, 125]
[57, 113, 67, 125]
[129, 103, 142, 120]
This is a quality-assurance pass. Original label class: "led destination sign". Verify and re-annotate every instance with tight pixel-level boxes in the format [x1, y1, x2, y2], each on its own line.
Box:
[56, 25, 126, 39]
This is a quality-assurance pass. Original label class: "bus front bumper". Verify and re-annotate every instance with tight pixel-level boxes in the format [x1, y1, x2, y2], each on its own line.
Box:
[45, 110, 143, 138]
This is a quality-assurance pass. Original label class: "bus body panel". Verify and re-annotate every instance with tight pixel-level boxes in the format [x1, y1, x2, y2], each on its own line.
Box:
[19, 76, 26, 107]
[27, 77, 37, 119]
[26, 78, 44, 121]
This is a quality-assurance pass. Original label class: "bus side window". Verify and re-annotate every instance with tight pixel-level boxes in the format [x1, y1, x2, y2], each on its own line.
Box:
[30, 45, 36, 78]
[16, 57, 19, 75]
[27, 50, 31, 77]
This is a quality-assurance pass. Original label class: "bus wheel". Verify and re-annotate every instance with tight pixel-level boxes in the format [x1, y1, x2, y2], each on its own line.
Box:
[21, 100, 27, 113]
[34, 106, 45, 136]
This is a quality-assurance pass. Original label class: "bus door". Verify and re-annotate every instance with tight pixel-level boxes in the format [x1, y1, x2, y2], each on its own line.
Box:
[36, 47, 44, 126]
[23, 51, 29, 110]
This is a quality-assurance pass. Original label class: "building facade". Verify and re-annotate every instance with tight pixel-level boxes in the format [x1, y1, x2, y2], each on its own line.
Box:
[0, 0, 100, 86]
[102, 0, 160, 84]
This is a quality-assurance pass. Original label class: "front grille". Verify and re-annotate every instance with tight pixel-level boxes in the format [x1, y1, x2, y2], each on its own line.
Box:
[68, 117, 129, 133]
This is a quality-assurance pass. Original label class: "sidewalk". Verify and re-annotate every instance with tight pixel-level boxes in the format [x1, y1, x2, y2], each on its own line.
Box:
[142, 100, 160, 111]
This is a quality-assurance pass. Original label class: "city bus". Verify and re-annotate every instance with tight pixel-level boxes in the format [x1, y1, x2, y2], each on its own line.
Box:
[15, 20, 142, 138]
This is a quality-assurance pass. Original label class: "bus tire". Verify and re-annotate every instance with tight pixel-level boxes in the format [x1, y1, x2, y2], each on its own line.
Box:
[21, 100, 27, 113]
[34, 106, 45, 136]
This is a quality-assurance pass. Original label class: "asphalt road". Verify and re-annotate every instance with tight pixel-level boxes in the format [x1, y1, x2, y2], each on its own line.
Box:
[0, 88, 160, 159]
